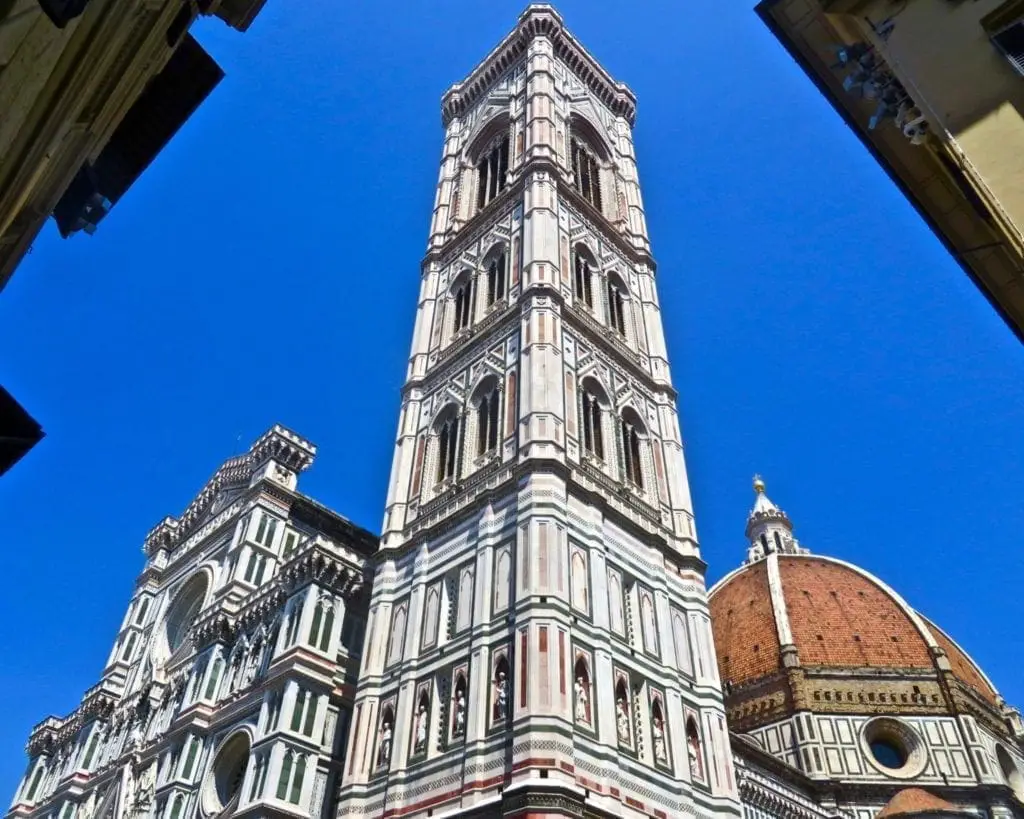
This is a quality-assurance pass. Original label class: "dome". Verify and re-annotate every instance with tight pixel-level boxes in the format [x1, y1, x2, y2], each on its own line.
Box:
[710, 552, 1002, 730]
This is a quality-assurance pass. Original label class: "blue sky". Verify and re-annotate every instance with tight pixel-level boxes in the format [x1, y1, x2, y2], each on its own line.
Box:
[1, 0, 1022, 795]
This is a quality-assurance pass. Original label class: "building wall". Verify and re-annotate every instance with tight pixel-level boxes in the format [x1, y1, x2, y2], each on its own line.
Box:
[834, 0, 1024, 244]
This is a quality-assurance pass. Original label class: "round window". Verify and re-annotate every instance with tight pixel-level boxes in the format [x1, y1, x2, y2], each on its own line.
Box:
[164, 574, 209, 654]
[204, 732, 251, 815]
[860, 717, 927, 779]
[869, 737, 907, 769]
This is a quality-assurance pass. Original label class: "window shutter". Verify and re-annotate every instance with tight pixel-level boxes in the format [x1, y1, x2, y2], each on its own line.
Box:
[993, 22, 1024, 76]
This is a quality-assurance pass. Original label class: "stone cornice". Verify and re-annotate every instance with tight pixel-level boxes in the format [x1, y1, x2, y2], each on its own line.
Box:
[143, 425, 316, 557]
[440, 5, 636, 127]
[189, 534, 369, 653]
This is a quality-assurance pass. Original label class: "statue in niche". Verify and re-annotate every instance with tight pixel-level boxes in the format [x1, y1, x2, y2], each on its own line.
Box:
[615, 697, 630, 744]
[653, 717, 667, 763]
[130, 761, 155, 819]
[453, 690, 466, 737]
[377, 722, 392, 768]
[574, 677, 589, 723]
[688, 729, 704, 780]
[414, 702, 428, 752]
[493, 671, 508, 721]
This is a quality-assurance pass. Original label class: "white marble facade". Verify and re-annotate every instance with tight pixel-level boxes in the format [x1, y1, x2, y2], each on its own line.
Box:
[8, 427, 375, 819]
[336, 6, 738, 819]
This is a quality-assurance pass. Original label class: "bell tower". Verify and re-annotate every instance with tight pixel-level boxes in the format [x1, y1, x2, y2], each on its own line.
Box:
[337, 6, 740, 819]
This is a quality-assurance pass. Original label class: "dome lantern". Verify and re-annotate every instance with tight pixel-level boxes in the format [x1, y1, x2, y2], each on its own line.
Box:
[744, 475, 806, 563]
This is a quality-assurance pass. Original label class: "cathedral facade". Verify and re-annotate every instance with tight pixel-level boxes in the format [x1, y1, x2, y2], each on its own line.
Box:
[6, 6, 1024, 819]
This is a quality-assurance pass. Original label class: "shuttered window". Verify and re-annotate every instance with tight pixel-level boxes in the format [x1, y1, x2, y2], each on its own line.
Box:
[993, 21, 1024, 76]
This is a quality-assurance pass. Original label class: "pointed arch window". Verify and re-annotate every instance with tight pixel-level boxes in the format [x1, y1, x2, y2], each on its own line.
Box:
[476, 383, 501, 456]
[607, 277, 626, 335]
[243, 550, 269, 586]
[570, 137, 603, 212]
[386, 604, 407, 667]
[476, 135, 509, 211]
[81, 731, 101, 770]
[486, 251, 506, 307]
[573, 250, 593, 308]
[436, 412, 462, 483]
[276, 750, 306, 804]
[308, 597, 335, 652]
[167, 795, 184, 819]
[24, 768, 43, 801]
[204, 657, 225, 700]
[291, 688, 317, 737]
[452, 276, 474, 332]
[180, 736, 202, 779]
[580, 384, 605, 460]
[620, 415, 643, 488]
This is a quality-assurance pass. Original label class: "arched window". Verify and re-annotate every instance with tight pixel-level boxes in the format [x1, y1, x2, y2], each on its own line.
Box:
[619, 410, 644, 488]
[24, 767, 43, 801]
[493, 548, 511, 613]
[760, 533, 768, 550]
[435, 408, 462, 483]
[476, 134, 509, 211]
[308, 597, 334, 652]
[485, 250, 506, 307]
[452, 274, 474, 333]
[570, 137, 603, 211]
[573, 248, 594, 308]
[580, 380, 607, 460]
[204, 657, 225, 700]
[773, 532, 782, 551]
[476, 382, 501, 456]
[276, 750, 305, 804]
[422, 587, 440, 648]
[387, 604, 407, 666]
[606, 274, 627, 335]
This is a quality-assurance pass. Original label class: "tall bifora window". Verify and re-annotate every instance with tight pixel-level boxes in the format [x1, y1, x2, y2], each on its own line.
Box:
[476, 382, 501, 456]
[477, 135, 510, 211]
[452, 274, 474, 333]
[580, 383, 605, 460]
[570, 137, 602, 212]
[574, 250, 593, 309]
[620, 412, 643, 488]
[436, 410, 462, 483]
[607, 275, 626, 335]
[486, 251, 507, 307]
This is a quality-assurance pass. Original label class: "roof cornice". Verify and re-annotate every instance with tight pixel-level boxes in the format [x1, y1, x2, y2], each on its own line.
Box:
[441, 5, 637, 127]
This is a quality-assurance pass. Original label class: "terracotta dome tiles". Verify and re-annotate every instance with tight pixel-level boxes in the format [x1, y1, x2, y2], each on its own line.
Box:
[710, 560, 781, 688]
[922, 616, 998, 705]
[876, 787, 964, 817]
[777, 557, 933, 670]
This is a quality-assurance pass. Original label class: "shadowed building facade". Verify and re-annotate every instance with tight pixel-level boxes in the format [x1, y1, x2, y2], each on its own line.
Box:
[756, 0, 1024, 343]
[0, 0, 270, 473]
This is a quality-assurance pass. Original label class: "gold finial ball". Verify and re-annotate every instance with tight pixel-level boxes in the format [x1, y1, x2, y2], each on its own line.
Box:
[753, 474, 765, 493]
